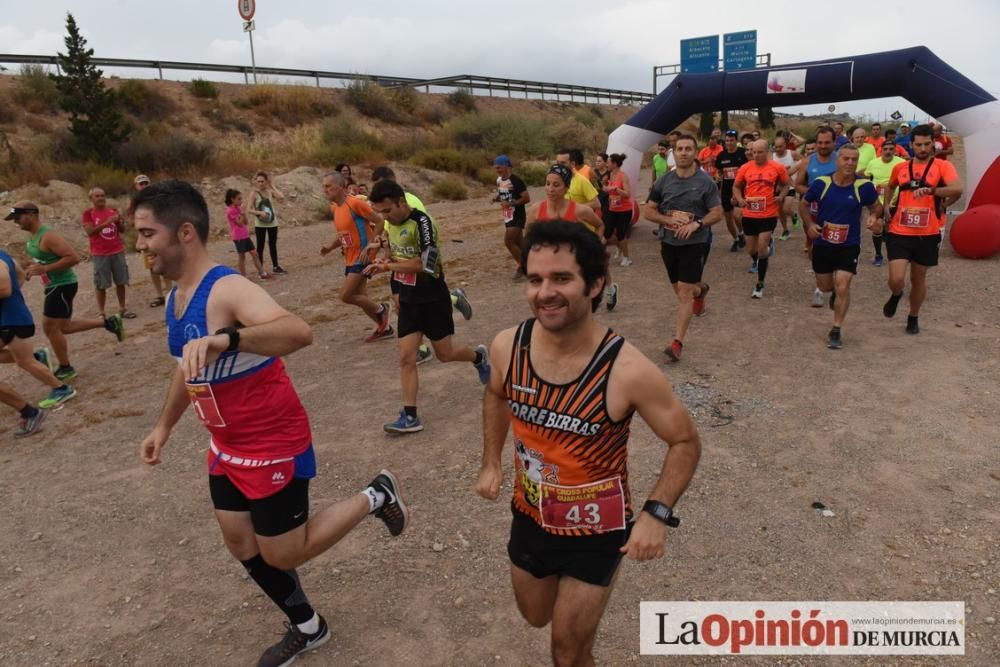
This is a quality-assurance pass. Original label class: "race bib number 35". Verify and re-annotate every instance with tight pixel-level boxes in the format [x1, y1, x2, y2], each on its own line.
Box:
[821, 222, 850, 244]
[539, 476, 626, 533]
[186, 382, 226, 428]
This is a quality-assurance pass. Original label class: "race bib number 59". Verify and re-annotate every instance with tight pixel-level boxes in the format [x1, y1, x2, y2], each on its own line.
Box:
[900, 207, 931, 229]
[539, 476, 626, 533]
[186, 382, 226, 428]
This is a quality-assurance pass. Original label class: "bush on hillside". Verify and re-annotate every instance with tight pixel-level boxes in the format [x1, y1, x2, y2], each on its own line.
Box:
[13, 64, 60, 114]
[411, 148, 490, 177]
[189, 78, 219, 99]
[570, 107, 602, 128]
[116, 79, 176, 120]
[116, 131, 214, 173]
[237, 84, 338, 125]
[446, 113, 552, 156]
[446, 87, 476, 113]
[431, 175, 468, 201]
[0, 99, 17, 124]
[389, 86, 420, 115]
[346, 78, 403, 123]
[317, 117, 384, 164]
[518, 162, 549, 187]
[550, 119, 606, 156]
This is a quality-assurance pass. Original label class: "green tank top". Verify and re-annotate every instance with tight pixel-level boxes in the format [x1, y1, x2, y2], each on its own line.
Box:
[26, 225, 77, 287]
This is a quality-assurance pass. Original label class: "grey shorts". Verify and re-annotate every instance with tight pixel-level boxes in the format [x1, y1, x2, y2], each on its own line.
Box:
[93, 252, 130, 290]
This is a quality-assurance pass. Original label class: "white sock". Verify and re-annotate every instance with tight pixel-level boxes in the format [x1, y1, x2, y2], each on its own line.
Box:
[296, 612, 320, 635]
[363, 487, 385, 513]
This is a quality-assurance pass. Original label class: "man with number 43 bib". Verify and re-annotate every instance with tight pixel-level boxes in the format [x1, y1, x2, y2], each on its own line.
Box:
[475, 221, 701, 666]
[801, 143, 882, 350]
[880, 124, 963, 335]
[134, 181, 408, 667]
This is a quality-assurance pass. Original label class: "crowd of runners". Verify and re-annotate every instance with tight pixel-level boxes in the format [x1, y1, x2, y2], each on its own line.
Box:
[0, 115, 962, 666]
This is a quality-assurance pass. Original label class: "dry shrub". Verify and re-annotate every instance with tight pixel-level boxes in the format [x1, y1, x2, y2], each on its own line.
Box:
[12, 64, 60, 114]
[550, 118, 607, 155]
[416, 99, 450, 125]
[411, 148, 489, 178]
[22, 114, 53, 134]
[446, 87, 476, 113]
[116, 131, 214, 174]
[80, 163, 135, 196]
[115, 79, 176, 120]
[389, 87, 420, 115]
[0, 98, 17, 124]
[446, 113, 552, 157]
[345, 79, 404, 123]
[237, 84, 338, 125]
[189, 78, 220, 99]
[430, 175, 468, 201]
[518, 162, 549, 186]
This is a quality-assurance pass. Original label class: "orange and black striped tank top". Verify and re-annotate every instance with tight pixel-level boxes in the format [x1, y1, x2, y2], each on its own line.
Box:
[503, 319, 634, 536]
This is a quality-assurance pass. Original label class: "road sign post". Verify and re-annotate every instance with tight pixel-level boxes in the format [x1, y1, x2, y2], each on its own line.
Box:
[238, 0, 257, 84]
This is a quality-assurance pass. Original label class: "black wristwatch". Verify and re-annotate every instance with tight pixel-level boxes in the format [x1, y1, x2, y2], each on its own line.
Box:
[215, 326, 240, 352]
[643, 500, 681, 527]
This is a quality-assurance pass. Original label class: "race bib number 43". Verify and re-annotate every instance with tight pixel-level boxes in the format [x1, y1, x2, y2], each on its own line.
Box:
[186, 382, 226, 428]
[539, 476, 626, 533]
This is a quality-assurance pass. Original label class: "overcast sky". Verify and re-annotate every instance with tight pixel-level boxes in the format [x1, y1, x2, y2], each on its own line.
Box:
[3, 0, 997, 123]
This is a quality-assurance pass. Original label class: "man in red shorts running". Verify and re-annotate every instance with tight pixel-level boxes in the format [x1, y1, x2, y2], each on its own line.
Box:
[134, 180, 408, 666]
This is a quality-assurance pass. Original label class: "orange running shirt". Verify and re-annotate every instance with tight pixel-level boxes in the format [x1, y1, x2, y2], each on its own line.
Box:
[330, 195, 376, 266]
[504, 319, 634, 536]
[536, 199, 578, 222]
[888, 158, 958, 236]
[734, 160, 790, 218]
[698, 145, 724, 179]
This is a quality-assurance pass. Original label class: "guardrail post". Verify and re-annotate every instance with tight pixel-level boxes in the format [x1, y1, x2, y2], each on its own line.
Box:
[157, 63, 163, 80]
[315, 74, 320, 87]
[244, 71, 249, 84]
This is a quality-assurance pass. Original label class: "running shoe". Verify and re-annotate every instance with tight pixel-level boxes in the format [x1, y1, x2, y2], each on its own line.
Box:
[737, 235, 747, 248]
[829, 292, 837, 310]
[416, 344, 433, 366]
[119, 309, 137, 320]
[376, 301, 391, 333]
[258, 272, 273, 280]
[368, 468, 409, 536]
[473, 344, 491, 384]
[751, 283, 764, 299]
[105, 313, 125, 342]
[33, 347, 55, 373]
[779, 230, 791, 241]
[256, 616, 330, 667]
[729, 240, 739, 253]
[55, 365, 77, 382]
[747, 261, 758, 274]
[39, 385, 77, 409]
[15, 407, 47, 438]
[365, 325, 395, 343]
[827, 329, 843, 350]
[605, 283, 619, 312]
[451, 288, 473, 321]
[692, 283, 709, 317]
[619, 256, 633, 267]
[272, 266, 288, 275]
[883, 292, 903, 318]
[768, 238, 775, 257]
[610, 247, 621, 260]
[811, 288, 824, 308]
[872, 256, 884, 267]
[792, 215, 801, 229]
[664, 339, 683, 362]
[383, 410, 423, 434]
[906, 316, 920, 335]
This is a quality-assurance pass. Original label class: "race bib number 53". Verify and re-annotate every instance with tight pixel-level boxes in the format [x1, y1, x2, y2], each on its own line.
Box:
[539, 476, 626, 533]
[746, 197, 766, 213]
[186, 382, 226, 428]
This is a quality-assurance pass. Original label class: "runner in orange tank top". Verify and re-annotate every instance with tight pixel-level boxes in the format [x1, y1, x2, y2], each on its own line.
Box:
[476, 220, 701, 666]
[880, 124, 963, 334]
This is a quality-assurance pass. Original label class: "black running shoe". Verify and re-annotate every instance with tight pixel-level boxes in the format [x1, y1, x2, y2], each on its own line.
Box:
[827, 329, 843, 350]
[906, 316, 920, 335]
[883, 292, 902, 318]
[257, 616, 330, 667]
[369, 469, 409, 537]
[272, 266, 288, 275]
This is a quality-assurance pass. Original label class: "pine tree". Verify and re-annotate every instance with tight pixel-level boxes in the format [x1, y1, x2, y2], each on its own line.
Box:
[758, 106, 775, 130]
[52, 13, 129, 161]
[699, 111, 715, 140]
[720, 110, 730, 132]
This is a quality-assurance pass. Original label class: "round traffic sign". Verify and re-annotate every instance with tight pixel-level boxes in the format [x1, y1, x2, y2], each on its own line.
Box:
[827, 104, 836, 113]
[238, 0, 256, 21]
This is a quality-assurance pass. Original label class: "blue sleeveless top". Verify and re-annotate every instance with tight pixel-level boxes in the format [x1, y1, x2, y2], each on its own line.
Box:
[807, 152, 838, 185]
[166, 265, 273, 384]
[0, 250, 34, 327]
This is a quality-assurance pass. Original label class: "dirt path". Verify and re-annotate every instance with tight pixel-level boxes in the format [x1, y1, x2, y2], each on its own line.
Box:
[1, 182, 998, 666]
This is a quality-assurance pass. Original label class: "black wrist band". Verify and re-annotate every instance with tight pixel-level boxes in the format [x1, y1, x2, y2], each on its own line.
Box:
[215, 326, 240, 352]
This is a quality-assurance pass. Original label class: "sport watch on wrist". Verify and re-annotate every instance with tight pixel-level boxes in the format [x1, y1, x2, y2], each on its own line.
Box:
[215, 326, 240, 352]
[642, 500, 681, 527]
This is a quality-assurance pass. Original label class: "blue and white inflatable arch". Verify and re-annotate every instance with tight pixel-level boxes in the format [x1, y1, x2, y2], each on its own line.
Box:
[609, 47, 1000, 216]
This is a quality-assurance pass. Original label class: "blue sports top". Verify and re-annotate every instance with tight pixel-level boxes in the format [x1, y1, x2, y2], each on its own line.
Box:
[0, 250, 34, 327]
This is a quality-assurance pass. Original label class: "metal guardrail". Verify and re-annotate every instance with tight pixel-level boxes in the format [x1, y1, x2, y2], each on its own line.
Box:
[0, 53, 652, 105]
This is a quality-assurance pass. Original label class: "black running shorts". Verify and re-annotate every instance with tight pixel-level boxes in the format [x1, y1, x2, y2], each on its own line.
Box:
[507, 509, 632, 588]
[604, 209, 632, 242]
[209, 474, 309, 538]
[233, 237, 254, 253]
[885, 232, 940, 267]
[660, 242, 707, 285]
[397, 296, 455, 341]
[741, 216, 778, 236]
[43, 283, 78, 319]
[0, 325, 36, 345]
[811, 244, 861, 275]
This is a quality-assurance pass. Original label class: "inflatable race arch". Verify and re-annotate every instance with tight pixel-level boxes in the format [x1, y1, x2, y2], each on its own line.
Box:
[609, 47, 1000, 258]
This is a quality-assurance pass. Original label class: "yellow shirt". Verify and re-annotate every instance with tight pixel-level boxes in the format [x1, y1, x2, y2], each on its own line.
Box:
[566, 173, 598, 205]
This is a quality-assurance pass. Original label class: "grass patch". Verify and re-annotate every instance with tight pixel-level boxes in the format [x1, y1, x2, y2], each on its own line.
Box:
[345, 79, 404, 123]
[446, 87, 476, 113]
[431, 175, 468, 201]
[411, 148, 489, 177]
[13, 64, 60, 114]
[317, 117, 384, 164]
[446, 113, 553, 157]
[116, 130, 214, 174]
[115, 79, 176, 120]
[235, 84, 338, 125]
[0, 132, 55, 190]
[189, 78, 220, 99]
[518, 162, 549, 186]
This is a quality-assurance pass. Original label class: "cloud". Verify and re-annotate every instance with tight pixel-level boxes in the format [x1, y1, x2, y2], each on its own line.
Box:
[0, 26, 64, 57]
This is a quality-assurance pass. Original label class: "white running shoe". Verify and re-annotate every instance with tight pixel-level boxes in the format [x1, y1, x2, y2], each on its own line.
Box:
[619, 256, 633, 267]
[811, 288, 824, 308]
